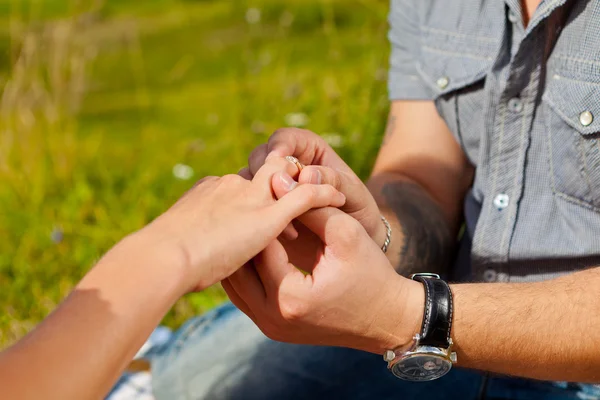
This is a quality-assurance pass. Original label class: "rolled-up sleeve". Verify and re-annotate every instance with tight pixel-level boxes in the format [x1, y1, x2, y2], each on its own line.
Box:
[388, 0, 433, 100]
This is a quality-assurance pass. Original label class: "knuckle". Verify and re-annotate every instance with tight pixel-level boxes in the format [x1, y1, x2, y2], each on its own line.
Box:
[335, 218, 363, 247]
[329, 170, 343, 189]
[345, 219, 364, 239]
[192, 176, 217, 188]
[272, 127, 317, 142]
[220, 174, 242, 185]
[248, 143, 267, 164]
[272, 127, 298, 137]
[279, 299, 307, 322]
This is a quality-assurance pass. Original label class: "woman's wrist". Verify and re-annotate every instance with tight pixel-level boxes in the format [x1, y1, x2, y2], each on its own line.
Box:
[114, 229, 192, 297]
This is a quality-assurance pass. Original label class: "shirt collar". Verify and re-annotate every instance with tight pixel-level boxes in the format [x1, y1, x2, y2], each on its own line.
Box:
[504, 0, 570, 35]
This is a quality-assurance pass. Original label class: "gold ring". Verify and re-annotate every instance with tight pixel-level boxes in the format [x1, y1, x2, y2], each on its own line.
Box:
[285, 155, 304, 172]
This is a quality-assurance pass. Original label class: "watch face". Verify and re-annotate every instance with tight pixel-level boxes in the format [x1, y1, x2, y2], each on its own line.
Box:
[391, 354, 452, 381]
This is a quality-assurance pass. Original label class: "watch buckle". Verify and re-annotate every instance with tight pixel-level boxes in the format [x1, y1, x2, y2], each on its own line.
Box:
[409, 273, 441, 280]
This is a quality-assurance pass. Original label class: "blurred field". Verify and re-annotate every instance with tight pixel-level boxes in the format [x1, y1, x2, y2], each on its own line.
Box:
[0, 0, 390, 347]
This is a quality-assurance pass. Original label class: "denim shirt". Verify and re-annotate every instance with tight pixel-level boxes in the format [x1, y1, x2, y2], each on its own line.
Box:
[389, 0, 600, 283]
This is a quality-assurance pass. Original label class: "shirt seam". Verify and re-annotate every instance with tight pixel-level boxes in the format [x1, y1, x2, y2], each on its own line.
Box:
[421, 25, 497, 42]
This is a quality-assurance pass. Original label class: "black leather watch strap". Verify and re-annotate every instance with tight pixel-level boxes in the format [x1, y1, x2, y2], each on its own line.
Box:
[412, 275, 453, 348]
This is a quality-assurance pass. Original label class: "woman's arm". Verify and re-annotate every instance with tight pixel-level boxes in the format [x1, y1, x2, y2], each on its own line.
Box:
[0, 156, 345, 399]
[0, 233, 186, 399]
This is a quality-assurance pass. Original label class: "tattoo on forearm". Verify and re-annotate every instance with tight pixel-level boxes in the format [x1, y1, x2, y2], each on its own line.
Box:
[381, 181, 453, 276]
[383, 115, 396, 145]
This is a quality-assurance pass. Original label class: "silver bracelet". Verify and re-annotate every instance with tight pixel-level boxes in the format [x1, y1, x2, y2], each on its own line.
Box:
[380, 215, 392, 253]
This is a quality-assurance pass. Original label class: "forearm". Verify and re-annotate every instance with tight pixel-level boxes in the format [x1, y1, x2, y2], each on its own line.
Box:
[367, 172, 456, 276]
[0, 232, 186, 399]
[449, 268, 600, 382]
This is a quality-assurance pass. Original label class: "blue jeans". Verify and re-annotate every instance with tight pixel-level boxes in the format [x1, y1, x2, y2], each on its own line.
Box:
[150, 303, 600, 400]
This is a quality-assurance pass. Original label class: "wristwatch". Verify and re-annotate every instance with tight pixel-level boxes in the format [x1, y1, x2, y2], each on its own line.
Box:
[383, 273, 457, 381]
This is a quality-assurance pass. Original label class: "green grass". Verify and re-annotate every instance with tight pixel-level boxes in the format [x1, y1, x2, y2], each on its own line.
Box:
[0, 0, 390, 347]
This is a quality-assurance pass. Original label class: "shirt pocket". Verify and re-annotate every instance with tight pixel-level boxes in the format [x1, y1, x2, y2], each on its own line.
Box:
[543, 70, 600, 211]
[415, 30, 495, 166]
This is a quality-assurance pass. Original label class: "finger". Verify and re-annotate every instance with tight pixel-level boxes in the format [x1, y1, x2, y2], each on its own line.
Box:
[227, 262, 266, 311]
[280, 222, 299, 241]
[299, 165, 373, 216]
[271, 175, 346, 218]
[250, 157, 302, 239]
[296, 206, 364, 250]
[238, 167, 253, 180]
[252, 156, 300, 188]
[253, 241, 297, 297]
[248, 143, 268, 177]
[253, 162, 299, 239]
[267, 128, 352, 173]
[222, 278, 257, 322]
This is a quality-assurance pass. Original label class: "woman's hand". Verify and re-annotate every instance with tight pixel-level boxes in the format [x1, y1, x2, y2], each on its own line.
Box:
[137, 156, 346, 293]
[223, 204, 425, 355]
[0, 156, 347, 400]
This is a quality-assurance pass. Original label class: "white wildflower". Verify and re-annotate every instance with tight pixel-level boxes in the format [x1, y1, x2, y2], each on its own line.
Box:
[285, 112, 309, 127]
[321, 133, 344, 148]
[280, 11, 294, 28]
[50, 227, 63, 244]
[246, 8, 261, 24]
[172, 163, 195, 180]
[259, 51, 272, 66]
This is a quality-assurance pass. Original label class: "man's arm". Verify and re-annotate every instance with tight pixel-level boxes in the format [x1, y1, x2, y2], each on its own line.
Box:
[367, 100, 474, 274]
[373, 266, 600, 382]
[448, 269, 600, 382]
[233, 190, 600, 383]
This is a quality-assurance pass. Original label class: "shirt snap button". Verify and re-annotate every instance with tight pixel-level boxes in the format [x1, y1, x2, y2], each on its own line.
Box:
[508, 98, 523, 113]
[436, 76, 449, 89]
[483, 269, 497, 282]
[508, 10, 519, 23]
[493, 193, 510, 210]
[579, 111, 593, 127]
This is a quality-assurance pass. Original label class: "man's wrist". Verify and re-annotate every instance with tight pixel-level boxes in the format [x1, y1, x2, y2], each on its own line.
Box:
[368, 276, 424, 354]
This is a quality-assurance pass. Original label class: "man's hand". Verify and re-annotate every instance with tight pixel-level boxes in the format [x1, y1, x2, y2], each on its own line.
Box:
[242, 128, 387, 270]
[223, 203, 423, 354]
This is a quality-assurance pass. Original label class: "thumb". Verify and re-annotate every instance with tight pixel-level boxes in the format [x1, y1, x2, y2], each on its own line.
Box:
[272, 171, 298, 199]
[272, 171, 360, 248]
[295, 207, 351, 247]
[297, 166, 376, 224]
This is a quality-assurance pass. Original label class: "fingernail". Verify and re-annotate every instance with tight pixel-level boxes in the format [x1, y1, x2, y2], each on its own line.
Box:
[280, 173, 297, 191]
[308, 169, 321, 185]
